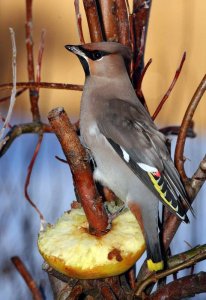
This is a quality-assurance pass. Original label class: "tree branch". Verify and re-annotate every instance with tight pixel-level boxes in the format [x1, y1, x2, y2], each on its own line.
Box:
[83, 0, 104, 42]
[74, 0, 85, 44]
[11, 256, 43, 300]
[25, 0, 41, 122]
[0, 82, 83, 92]
[132, 0, 152, 81]
[145, 272, 206, 300]
[135, 244, 206, 297]
[175, 74, 206, 184]
[0, 28, 17, 148]
[0, 88, 27, 103]
[0, 122, 51, 157]
[48, 107, 108, 235]
[24, 133, 45, 222]
[98, 0, 119, 42]
[160, 123, 196, 138]
[116, 0, 130, 47]
[152, 52, 186, 120]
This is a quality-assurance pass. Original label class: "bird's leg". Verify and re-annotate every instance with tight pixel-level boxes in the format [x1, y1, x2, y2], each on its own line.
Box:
[104, 199, 126, 224]
[84, 145, 97, 168]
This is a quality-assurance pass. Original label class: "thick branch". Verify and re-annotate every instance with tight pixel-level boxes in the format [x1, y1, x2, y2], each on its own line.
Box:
[98, 0, 119, 42]
[145, 272, 206, 300]
[116, 0, 130, 47]
[0, 82, 83, 92]
[83, 0, 104, 42]
[11, 256, 43, 300]
[48, 107, 108, 234]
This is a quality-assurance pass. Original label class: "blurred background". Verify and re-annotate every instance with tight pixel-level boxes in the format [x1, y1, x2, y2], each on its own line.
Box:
[0, 0, 205, 299]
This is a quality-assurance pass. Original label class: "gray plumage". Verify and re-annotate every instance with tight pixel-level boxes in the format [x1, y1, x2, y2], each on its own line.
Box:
[65, 42, 191, 271]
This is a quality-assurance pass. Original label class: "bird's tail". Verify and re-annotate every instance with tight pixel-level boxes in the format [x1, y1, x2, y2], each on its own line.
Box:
[146, 240, 164, 271]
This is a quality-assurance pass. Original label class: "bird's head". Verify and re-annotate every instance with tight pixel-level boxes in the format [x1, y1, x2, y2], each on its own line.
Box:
[65, 42, 131, 78]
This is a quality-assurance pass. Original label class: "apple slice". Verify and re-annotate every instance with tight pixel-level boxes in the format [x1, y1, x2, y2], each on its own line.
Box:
[38, 208, 145, 279]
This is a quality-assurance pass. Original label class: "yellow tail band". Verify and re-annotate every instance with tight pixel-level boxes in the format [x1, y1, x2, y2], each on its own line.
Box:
[147, 259, 164, 271]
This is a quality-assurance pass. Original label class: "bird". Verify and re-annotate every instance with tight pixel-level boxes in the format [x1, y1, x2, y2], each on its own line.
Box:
[65, 42, 192, 272]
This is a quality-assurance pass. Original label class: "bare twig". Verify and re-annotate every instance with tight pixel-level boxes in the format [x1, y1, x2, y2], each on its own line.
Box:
[48, 107, 108, 234]
[167, 244, 206, 269]
[152, 52, 186, 120]
[133, 25, 146, 75]
[83, 0, 103, 42]
[36, 29, 46, 85]
[25, 0, 41, 121]
[175, 74, 206, 184]
[127, 267, 136, 290]
[0, 88, 27, 103]
[55, 155, 68, 164]
[0, 82, 83, 92]
[132, 0, 152, 82]
[134, 57, 152, 112]
[136, 58, 152, 90]
[135, 244, 206, 296]
[24, 133, 45, 225]
[189, 155, 206, 199]
[0, 122, 52, 157]
[0, 114, 12, 128]
[0, 28, 17, 149]
[129, 13, 135, 77]
[74, 0, 85, 44]
[11, 256, 43, 300]
[160, 122, 196, 138]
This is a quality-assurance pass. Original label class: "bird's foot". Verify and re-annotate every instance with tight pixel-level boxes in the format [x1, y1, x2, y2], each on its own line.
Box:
[104, 201, 126, 226]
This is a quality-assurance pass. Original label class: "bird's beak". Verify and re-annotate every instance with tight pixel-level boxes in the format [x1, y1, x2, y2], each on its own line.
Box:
[65, 45, 83, 56]
[65, 45, 77, 53]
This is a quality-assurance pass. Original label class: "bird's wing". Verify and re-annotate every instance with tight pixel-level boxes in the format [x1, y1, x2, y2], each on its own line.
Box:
[97, 98, 191, 222]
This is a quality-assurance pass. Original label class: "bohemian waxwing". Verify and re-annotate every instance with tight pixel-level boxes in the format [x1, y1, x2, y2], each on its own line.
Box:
[65, 42, 192, 272]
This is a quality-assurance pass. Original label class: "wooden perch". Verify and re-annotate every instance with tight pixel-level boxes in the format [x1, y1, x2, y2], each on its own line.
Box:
[48, 107, 108, 235]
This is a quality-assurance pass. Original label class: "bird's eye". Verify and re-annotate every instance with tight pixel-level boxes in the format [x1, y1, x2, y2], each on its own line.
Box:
[92, 51, 103, 60]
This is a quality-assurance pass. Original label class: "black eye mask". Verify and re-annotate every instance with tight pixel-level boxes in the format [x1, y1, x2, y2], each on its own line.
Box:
[78, 47, 110, 61]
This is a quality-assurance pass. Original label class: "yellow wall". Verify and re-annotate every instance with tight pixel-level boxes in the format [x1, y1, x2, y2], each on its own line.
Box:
[0, 1, 205, 132]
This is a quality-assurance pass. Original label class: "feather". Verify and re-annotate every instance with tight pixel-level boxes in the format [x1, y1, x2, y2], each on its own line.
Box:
[97, 98, 191, 222]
